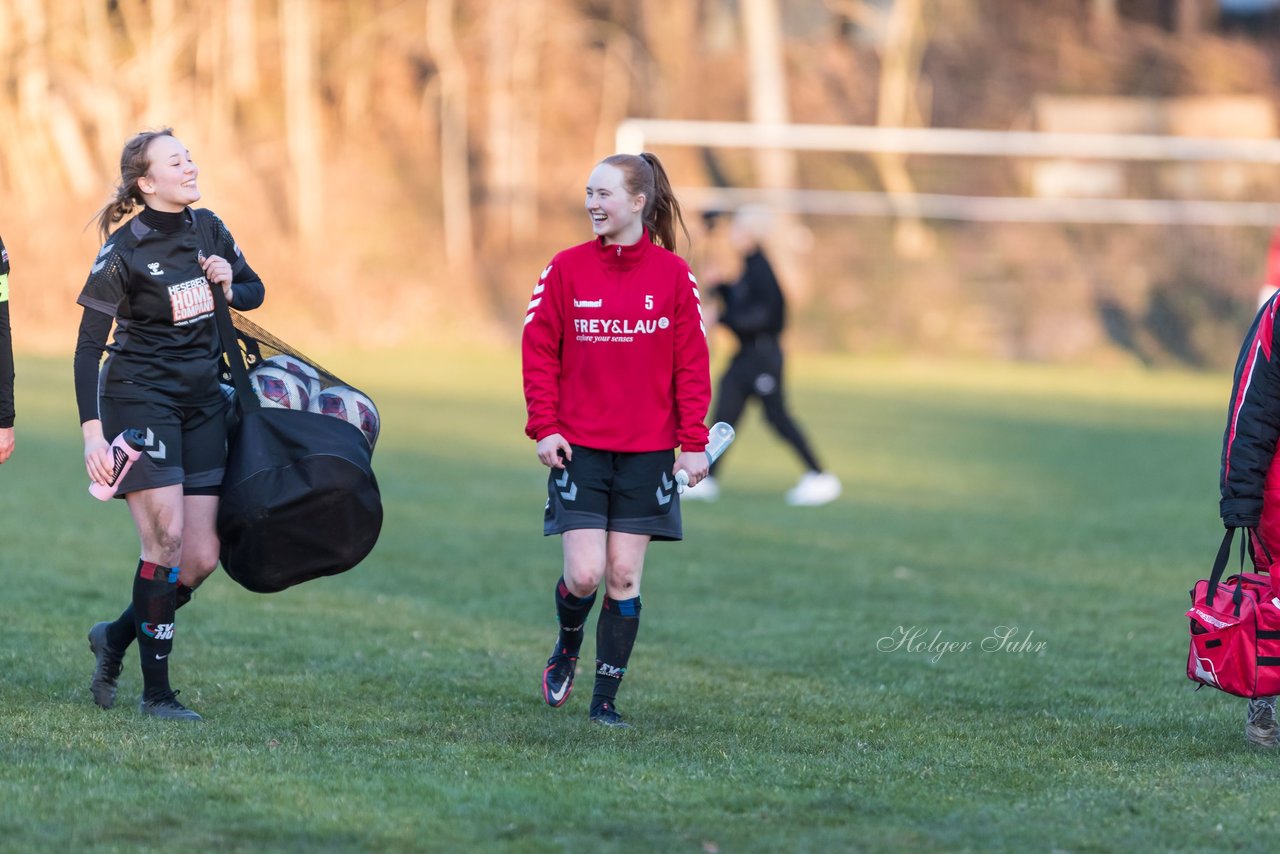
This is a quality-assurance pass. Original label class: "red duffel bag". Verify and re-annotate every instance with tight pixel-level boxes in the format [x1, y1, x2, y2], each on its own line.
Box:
[1187, 528, 1280, 698]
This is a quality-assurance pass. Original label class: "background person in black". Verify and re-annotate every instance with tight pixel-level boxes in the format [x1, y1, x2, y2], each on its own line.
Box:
[76, 129, 265, 720]
[685, 206, 841, 506]
[0, 233, 14, 463]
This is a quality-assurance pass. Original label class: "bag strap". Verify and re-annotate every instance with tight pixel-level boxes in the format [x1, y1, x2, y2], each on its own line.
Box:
[195, 209, 258, 414]
[1204, 527, 1240, 609]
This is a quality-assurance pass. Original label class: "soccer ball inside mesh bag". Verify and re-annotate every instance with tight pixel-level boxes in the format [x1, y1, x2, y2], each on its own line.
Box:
[312, 385, 379, 447]
[262, 354, 322, 401]
[249, 365, 312, 410]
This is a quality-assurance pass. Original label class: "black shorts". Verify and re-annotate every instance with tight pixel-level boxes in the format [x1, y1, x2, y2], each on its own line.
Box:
[543, 446, 683, 541]
[99, 395, 228, 497]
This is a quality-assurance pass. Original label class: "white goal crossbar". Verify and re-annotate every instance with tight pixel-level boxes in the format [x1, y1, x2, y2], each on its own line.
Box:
[616, 119, 1280, 226]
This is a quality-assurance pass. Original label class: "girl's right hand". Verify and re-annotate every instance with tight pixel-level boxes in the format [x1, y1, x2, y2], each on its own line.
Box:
[536, 433, 572, 469]
[82, 421, 112, 485]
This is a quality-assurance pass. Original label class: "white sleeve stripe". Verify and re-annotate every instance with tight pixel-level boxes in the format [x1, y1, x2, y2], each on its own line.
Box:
[699, 322, 706, 336]
[688, 271, 698, 284]
[690, 286, 701, 301]
[527, 297, 542, 310]
[533, 283, 545, 295]
[524, 313, 536, 326]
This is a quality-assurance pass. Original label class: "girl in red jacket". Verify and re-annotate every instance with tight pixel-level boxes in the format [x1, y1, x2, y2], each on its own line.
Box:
[522, 152, 711, 728]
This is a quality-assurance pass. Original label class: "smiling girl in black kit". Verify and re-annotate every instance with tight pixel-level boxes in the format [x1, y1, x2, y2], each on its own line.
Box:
[76, 129, 265, 720]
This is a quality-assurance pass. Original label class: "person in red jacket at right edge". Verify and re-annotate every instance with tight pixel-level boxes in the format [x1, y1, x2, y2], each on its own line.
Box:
[521, 151, 711, 729]
[1220, 288, 1280, 747]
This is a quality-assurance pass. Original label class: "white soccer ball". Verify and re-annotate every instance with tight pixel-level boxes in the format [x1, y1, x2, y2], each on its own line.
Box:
[262, 354, 322, 402]
[249, 365, 312, 410]
[312, 385, 379, 447]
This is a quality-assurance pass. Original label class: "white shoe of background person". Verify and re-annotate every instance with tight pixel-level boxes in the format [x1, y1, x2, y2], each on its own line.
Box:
[681, 474, 720, 502]
[785, 471, 841, 507]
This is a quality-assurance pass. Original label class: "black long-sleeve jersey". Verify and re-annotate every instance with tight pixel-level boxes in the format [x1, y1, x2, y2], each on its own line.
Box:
[73, 207, 264, 424]
[713, 248, 786, 347]
[0, 234, 12, 428]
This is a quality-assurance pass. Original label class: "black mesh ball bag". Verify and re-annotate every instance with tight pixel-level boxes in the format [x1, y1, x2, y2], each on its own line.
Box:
[201, 213, 382, 593]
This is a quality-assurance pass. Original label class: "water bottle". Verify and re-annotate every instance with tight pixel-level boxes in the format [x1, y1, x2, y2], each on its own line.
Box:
[676, 421, 736, 489]
[89, 428, 147, 501]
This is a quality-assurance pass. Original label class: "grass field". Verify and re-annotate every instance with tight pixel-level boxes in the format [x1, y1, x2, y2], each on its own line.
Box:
[0, 347, 1268, 852]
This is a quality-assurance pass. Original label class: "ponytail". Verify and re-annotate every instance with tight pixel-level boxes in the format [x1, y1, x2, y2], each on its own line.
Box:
[93, 127, 174, 241]
[94, 187, 140, 243]
[599, 151, 689, 251]
[639, 152, 688, 251]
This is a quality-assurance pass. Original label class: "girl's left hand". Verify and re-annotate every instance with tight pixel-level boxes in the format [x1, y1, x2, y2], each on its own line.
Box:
[200, 253, 234, 301]
[674, 450, 709, 488]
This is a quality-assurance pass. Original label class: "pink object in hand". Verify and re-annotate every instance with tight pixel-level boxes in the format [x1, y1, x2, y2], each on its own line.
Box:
[89, 428, 147, 501]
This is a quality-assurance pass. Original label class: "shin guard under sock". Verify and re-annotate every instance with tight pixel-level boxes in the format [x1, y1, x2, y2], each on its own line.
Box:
[106, 583, 196, 651]
[554, 577, 596, 658]
[592, 596, 641, 710]
[133, 560, 179, 701]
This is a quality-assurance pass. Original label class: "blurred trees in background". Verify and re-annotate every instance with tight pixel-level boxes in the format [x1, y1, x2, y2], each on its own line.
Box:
[0, 0, 1277, 366]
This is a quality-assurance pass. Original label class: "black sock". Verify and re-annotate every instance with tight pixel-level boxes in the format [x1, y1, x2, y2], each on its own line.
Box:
[592, 596, 642, 710]
[554, 577, 596, 658]
[105, 605, 136, 650]
[132, 560, 179, 701]
[106, 582, 196, 651]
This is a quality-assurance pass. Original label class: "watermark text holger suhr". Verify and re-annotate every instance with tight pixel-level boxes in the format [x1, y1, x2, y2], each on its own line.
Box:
[878, 625, 1047, 663]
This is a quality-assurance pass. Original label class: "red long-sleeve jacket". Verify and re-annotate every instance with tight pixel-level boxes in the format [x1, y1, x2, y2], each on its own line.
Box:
[522, 235, 710, 453]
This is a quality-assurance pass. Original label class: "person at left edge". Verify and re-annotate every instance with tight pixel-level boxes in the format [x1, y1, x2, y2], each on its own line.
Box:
[0, 233, 14, 463]
[74, 129, 265, 720]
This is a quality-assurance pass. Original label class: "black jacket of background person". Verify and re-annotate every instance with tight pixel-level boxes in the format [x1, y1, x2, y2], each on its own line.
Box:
[0, 233, 12, 428]
[1220, 294, 1280, 546]
[73, 208, 264, 424]
[713, 248, 786, 349]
